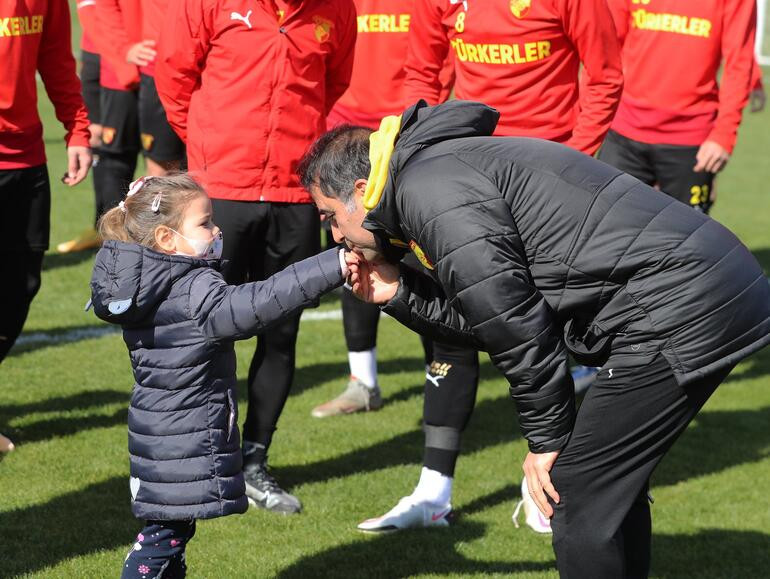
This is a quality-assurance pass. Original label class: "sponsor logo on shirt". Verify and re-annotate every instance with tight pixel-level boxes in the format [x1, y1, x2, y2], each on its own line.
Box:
[0, 15, 43, 37]
[357, 13, 410, 33]
[631, 9, 711, 38]
[510, 0, 532, 19]
[450, 38, 551, 65]
[312, 15, 333, 43]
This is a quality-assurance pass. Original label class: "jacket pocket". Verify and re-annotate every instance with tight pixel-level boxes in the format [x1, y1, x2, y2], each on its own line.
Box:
[563, 317, 614, 367]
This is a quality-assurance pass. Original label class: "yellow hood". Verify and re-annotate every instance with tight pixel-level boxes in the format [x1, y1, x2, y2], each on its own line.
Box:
[363, 114, 402, 211]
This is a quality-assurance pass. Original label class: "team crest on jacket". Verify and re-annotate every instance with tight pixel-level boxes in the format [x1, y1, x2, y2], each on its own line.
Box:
[102, 127, 116, 145]
[312, 16, 333, 42]
[409, 240, 435, 270]
[510, 0, 531, 18]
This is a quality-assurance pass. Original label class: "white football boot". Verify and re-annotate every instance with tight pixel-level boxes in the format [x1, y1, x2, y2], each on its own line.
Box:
[358, 496, 453, 533]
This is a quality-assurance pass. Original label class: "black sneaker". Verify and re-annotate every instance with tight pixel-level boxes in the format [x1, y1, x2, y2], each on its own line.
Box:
[243, 460, 302, 514]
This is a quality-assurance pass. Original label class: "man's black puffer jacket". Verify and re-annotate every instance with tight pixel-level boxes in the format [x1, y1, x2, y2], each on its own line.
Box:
[365, 100, 770, 453]
[91, 241, 344, 520]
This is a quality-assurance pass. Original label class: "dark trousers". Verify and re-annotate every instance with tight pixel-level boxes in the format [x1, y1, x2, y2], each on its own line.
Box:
[121, 520, 196, 579]
[0, 166, 50, 362]
[549, 351, 733, 578]
[211, 199, 320, 452]
[598, 130, 715, 213]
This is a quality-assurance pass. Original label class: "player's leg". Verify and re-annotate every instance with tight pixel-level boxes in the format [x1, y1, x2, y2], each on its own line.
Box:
[550, 352, 733, 578]
[138, 73, 184, 177]
[651, 143, 715, 213]
[597, 130, 657, 186]
[311, 286, 383, 417]
[57, 50, 104, 253]
[240, 202, 321, 514]
[358, 342, 479, 532]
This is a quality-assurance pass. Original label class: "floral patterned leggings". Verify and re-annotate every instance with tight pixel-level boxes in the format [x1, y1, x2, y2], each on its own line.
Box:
[121, 520, 196, 579]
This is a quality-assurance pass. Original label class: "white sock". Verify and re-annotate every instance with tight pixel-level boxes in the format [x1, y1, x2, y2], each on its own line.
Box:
[412, 466, 453, 506]
[348, 348, 378, 389]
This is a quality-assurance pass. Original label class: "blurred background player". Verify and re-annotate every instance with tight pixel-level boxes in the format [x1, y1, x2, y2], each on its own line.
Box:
[58, 0, 185, 254]
[0, 0, 92, 444]
[599, 0, 757, 214]
[156, 0, 356, 514]
[312, 0, 454, 419]
[356, 0, 623, 533]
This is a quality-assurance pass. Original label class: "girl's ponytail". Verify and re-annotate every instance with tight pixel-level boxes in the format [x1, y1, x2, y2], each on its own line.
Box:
[98, 205, 131, 243]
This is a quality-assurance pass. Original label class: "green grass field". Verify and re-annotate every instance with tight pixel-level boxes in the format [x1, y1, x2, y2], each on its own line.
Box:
[1, 27, 769, 578]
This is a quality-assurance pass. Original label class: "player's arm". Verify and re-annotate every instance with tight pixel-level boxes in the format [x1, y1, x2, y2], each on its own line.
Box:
[323, 0, 357, 116]
[94, 0, 141, 87]
[560, 0, 624, 155]
[401, 157, 575, 454]
[155, 0, 213, 142]
[404, 0, 454, 105]
[39, 0, 92, 185]
[695, 0, 756, 173]
[76, 0, 100, 43]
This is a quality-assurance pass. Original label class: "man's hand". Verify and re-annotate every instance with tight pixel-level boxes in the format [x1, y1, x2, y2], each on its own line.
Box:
[348, 257, 399, 304]
[750, 86, 766, 113]
[63, 146, 92, 186]
[126, 40, 157, 67]
[694, 140, 730, 173]
[522, 450, 561, 518]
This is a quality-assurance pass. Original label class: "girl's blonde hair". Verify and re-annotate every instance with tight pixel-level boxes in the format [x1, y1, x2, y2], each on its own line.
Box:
[98, 173, 207, 249]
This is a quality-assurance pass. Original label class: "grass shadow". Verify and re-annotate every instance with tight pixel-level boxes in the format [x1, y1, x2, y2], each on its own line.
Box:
[275, 393, 516, 488]
[0, 476, 136, 577]
[724, 347, 770, 384]
[276, 484, 552, 578]
[653, 406, 770, 488]
[651, 529, 770, 578]
[0, 390, 128, 444]
[42, 248, 98, 271]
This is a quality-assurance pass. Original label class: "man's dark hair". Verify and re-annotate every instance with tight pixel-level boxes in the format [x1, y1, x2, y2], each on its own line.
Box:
[298, 124, 373, 205]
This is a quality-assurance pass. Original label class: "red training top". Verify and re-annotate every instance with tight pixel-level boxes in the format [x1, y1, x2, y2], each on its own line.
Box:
[404, 0, 624, 154]
[0, 0, 91, 169]
[328, 0, 454, 129]
[76, 0, 98, 53]
[156, 0, 356, 203]
[94, 0, 142, 89]
[607, 0, 756, 152]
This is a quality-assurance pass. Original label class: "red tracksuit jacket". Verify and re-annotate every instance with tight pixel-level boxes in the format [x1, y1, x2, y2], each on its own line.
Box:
[328, 0, 454, 129]
[156, 0, 356, 203]
[0, 0, 91, 169]
[404, 0, 624, 154]
[607, 0, 756, 152]
[93, 0, 143, 90]
[76, 0, 98, 53]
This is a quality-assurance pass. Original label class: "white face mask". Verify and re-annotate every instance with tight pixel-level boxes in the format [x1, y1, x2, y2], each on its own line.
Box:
[171, 230, 223, 259]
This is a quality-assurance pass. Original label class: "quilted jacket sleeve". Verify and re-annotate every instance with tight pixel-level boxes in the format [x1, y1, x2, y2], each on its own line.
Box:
[382, 266, 481, 348]
[188, 249, 343, 342]
[398, 157, 575, 453]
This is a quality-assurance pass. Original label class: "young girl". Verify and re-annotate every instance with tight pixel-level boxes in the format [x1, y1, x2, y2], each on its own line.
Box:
[90, 174, 350, 578]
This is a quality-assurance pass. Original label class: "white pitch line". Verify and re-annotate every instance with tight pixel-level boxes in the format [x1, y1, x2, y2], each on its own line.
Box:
[15, 308, 347, 349]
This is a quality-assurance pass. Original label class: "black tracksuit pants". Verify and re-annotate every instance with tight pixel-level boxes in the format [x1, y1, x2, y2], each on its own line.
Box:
[212, 199, 320, 456]
[549, 350, 733, 578]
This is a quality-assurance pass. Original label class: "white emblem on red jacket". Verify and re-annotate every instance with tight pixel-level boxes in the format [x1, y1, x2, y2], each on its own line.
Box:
[231, 10, 253, 28]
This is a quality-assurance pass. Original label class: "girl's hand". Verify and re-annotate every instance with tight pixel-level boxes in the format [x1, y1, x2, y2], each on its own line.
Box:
[348, 258, 399, 304]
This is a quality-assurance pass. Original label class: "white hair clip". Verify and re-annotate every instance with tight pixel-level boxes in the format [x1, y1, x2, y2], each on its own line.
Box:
[119, 200, 127, 213]
[151, 192, 163, 213]
[126, 176, 152, 198]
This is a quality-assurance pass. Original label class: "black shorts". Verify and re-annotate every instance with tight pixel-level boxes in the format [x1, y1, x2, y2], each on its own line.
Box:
[138, 74, 185, 163]
[0, 165, 51, 251]
[80, 51, 101, 124]
[100, 87, 140, 155]
[598, 130, 715, 212]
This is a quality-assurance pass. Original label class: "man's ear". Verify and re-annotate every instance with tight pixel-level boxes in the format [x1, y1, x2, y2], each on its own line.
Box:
[353, 178, 368, 198]
[154, 225, 176, 253]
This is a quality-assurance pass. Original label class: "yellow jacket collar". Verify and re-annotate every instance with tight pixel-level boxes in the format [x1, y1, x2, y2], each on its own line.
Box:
[363, 114, 402, 211]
